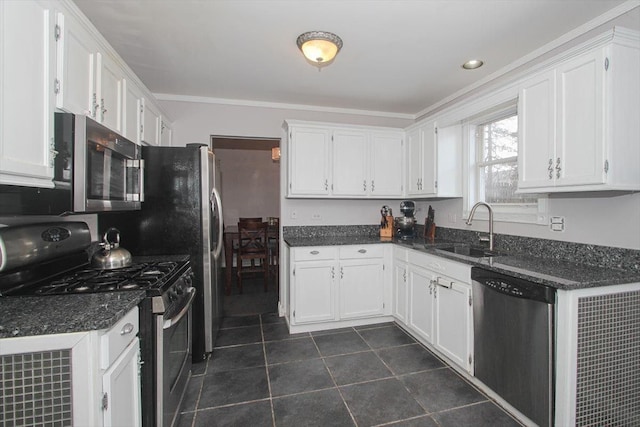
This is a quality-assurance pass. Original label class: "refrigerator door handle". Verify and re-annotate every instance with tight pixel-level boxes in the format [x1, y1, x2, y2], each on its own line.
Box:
[211, 187, 224, 259]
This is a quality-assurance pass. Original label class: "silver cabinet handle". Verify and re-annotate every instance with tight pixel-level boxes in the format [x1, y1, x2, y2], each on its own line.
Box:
[358, 249, 367, 253]
[120, 323, 134, 336]
[435, 277, 452, 289]
[310, 250, 320, 255]
[556, 157, 561, 179]
[548, 158, 553, 179]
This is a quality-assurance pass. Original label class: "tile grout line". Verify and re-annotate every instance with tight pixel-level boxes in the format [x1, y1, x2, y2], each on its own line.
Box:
[259, 314, 278, 427]
[311, 332, 360, 427]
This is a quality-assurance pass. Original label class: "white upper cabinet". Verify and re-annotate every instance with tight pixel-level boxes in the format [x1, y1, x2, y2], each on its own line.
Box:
[122, 79, 143, 144]
[369, 131, 404, 197]
[0, 0, 55, 187]
[518, 28, 640, 192]
[55, 9, 96, 117]
[406, 119, 461, 198]
[287, 124, 331, 196]
[141, 97, 161, 146]
[96, 52, 123, 133]
[56, 12, 125, 133]
[54, 2, 168, 143]
[286, 120, 404, 198]
[332, 129, 368, 196]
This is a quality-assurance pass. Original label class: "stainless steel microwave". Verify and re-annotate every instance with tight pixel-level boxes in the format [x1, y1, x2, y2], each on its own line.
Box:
[55, 113, 144, 212]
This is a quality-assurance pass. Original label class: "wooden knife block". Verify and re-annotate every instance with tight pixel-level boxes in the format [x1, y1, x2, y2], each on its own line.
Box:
[380, 216, 394, 237]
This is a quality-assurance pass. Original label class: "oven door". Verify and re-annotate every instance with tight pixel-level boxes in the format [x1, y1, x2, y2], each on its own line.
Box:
[156, 287, 195, 427]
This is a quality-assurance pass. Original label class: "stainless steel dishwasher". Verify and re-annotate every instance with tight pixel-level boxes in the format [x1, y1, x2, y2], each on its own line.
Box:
[472, 267, 555, 427]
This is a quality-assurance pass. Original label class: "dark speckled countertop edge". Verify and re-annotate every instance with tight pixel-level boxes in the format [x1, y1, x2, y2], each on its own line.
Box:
[285, 236, 640, 290]
[0, 290, 146, 339]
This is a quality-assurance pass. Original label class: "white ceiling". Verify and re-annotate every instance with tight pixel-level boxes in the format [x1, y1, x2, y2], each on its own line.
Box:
[74, 0, 632, 117]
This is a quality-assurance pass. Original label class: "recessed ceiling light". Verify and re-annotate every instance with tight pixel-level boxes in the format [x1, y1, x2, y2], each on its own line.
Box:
[462, 59, 484, 70]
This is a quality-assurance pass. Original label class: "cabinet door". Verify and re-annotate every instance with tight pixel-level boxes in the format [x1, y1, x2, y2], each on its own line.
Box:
[339, 259, 385, 319]
[406, 127, 422, 195]
[102, 339, 141, 427]
[332, 129, 368, 196]
[556, 50, 606, 187]
[141, 97, 160, 146]
[408, 266, 435, 343]
[292, 261, 336, 324]
[288, 127, 331, 196]
[370, 132, 403, 197]
[393, 261, 408, 325]
[0, 0, 55, 187]
[96, 52, 123, 133]
[518, 70, 556, 189]
[420, 122, 437, 195]
[160, 118, 172, 146]
[434, 280, 472, 372]
[122, 79, 142, 144]
[55, 11, 96, 117]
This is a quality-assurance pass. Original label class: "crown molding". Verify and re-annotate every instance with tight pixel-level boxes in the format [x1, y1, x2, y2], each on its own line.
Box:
[153, 93, 415, 120]
[415, 0, 640, 119]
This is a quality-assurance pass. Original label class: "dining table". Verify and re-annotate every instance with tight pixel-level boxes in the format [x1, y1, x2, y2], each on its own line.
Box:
[223, 224, 279, 295]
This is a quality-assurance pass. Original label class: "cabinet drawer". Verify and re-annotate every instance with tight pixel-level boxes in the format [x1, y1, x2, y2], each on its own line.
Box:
[293, 246, 338, 261]
[101, 307, 139, 369]
[339, 245, 384, 259]
[407, 250, 471, 284]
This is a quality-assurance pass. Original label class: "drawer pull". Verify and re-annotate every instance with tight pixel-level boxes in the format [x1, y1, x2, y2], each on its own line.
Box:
[120, 323, 135, 336]
[310, 250, 320, 255]
[357, 249, 367, 253]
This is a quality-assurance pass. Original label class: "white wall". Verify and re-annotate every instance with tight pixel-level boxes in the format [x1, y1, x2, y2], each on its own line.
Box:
[159, 10, 640, 250]
[215, 148, 280, 226]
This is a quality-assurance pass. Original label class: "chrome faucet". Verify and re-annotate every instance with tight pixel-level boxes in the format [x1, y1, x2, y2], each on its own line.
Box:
[466, 202, 494, 251]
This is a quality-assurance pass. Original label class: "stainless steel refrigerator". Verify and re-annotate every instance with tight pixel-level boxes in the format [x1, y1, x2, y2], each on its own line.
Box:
[98, 144, 224, 361]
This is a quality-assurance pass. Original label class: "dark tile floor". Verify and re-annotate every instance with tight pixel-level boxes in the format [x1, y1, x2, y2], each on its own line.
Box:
[177, 314, 524, 427]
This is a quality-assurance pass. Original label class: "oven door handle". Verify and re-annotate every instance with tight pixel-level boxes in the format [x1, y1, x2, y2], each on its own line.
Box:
[163, 287, 196, 330]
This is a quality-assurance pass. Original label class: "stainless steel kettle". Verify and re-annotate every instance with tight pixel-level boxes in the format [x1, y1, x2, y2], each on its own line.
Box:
[91, 227, 132, 270]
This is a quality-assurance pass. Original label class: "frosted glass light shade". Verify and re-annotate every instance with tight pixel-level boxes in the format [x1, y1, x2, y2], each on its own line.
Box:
[296, 31, 343, 68]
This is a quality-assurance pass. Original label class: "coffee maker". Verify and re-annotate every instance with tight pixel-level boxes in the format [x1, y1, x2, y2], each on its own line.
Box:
[395, 200, 416, 239]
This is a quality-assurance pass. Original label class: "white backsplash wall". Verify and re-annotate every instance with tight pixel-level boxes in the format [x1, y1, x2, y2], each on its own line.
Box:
[419, 193, 640, 250]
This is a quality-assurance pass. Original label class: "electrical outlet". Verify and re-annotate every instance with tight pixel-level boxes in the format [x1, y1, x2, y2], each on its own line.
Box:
[290, 210, 297, 219]
[312, 213, 322, 220]
[550, 216, 565, 232]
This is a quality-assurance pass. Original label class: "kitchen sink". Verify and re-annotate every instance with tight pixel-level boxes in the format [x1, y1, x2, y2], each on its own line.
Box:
[435, 245, 503, 258]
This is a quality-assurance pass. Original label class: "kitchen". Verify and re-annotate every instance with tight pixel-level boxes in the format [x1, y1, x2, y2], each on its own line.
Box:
[1, 1, 640, 427]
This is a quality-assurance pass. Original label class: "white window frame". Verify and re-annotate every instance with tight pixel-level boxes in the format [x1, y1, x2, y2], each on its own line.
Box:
[463, 101, 548, 224]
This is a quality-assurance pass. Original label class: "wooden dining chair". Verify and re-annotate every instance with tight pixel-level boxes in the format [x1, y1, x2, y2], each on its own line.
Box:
[236, 221, 269, 294]
[267, 217, 280, 289]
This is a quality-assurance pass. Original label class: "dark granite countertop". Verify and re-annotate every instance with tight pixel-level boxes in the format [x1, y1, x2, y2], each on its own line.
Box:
[285, 235, 640, 290]
[0, 291, 145, 338]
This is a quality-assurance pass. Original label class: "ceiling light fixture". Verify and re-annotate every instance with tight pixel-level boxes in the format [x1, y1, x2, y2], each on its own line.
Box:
[462, 59, 484, 70]
[296, 31, 343, 70]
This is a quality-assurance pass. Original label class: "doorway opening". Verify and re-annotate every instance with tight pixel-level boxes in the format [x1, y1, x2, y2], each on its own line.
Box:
[211, 135, 280, 317]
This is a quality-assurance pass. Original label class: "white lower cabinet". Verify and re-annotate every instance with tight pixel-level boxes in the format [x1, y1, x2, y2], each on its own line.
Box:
[339, 258, 385, 319]
[393, 260, 409, 325]
[408, 265, 436, 343]
[433, 276, 473, 373]
[292, 259, 337, 324]
[289, 244, 390, 330]
[398, 249, 473, 373]
[0, 306, 141, 426]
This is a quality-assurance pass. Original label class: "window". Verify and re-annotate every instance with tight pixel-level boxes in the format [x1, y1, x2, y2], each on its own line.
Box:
[466, 104, 546, 223]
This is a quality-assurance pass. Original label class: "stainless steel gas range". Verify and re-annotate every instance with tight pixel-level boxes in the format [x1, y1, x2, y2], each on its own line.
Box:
[0, 221, 194, 427]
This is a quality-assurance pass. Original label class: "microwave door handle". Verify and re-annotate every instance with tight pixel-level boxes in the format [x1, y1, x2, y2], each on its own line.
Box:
[163, 287, 196, 330]
[125, 159, 144, 202]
